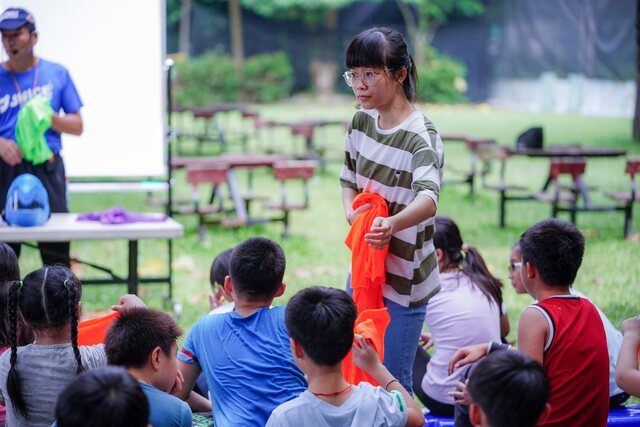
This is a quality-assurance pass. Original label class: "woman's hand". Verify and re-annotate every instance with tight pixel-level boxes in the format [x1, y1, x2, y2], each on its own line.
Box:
[347, 203, 372, 225]
[449, 379, 472, 406]
[365, 217, 394, 249]
[448, 343, 489, 375]
[111, 294, 147, 312]
[419, 332, 434, 351]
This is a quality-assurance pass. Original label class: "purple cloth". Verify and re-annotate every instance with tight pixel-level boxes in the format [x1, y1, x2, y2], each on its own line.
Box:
[77, 207, 167, 224]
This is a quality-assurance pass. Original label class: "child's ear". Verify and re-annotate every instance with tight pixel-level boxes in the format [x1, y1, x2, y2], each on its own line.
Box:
[469, 403, 484, 426]
[526, 261, 536, 279]
[149, 346, 162, 371]
[290, 338, 304, 359]
[537, 403, 552, 424]
[223, 275, 233, 295]
[274, 283, 286, 298]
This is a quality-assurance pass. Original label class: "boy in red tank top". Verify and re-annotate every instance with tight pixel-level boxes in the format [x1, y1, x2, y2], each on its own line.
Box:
[450, 219, 609, 427]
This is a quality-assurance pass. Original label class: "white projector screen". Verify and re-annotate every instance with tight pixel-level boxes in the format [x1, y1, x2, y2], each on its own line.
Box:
[0, 0, 167, 178]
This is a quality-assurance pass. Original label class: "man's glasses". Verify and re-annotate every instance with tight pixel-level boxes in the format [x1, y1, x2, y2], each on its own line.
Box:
[343, 70, 386, 87]
[508, 261, 522, 272]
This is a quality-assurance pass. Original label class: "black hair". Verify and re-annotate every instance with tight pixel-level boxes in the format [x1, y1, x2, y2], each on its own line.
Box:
[0, 242, 33, 348]
[210, 248, 233, 288]
[229, 237, 285, 301]
[285, 286, 356, 366]
[55, 366, 149, 427]
[468, 350, 550, 427]
[434, 216, 503, 309]
[345, 26, 418, 102]
[6, 265, 83, 419]
[519, 218, 585, 287]
[105, 307, 182, 368]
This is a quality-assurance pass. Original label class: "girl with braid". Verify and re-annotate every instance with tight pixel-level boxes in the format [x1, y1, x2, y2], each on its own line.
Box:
[0, 265, 140, 427]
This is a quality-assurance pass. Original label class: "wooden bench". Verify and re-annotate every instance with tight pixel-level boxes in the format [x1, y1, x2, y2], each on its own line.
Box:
[263, 160, 318, 238]
[606, 159, 640, 237]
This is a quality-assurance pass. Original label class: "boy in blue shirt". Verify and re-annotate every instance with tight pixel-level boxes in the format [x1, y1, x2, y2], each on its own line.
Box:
[176, 237, 307, 427]
[105, 307, 196, 427]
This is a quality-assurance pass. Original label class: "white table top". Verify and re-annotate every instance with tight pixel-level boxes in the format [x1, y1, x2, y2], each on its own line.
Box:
[0, 213, 184, 242]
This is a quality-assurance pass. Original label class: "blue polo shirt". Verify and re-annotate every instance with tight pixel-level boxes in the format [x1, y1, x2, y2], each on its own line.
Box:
[178, 306, 307, 427]
[0, 58, 82, 154]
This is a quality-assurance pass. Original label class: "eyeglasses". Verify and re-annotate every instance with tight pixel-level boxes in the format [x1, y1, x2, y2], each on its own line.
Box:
[343, 70, 386, 87]
[508, 261, 522, 272]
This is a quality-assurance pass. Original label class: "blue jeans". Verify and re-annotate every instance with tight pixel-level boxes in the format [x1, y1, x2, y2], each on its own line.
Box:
[346, 274, 426, 394]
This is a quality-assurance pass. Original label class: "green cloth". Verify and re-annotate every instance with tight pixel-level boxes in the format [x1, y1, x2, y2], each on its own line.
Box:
[15, 95, 54, 165]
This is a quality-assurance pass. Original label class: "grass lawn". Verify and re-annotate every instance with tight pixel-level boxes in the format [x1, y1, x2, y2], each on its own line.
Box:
[14, 102, 640, 344]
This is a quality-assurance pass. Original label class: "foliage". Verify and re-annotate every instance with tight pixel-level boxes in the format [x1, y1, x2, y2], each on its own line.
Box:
[417, 46, 467, 104]
[243, 52, 294, 102]
[174, 50, 239, 106]
[173, 50, 294, 105]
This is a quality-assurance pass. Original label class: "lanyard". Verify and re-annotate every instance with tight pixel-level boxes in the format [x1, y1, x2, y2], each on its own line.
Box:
[8, 58, 39, 106]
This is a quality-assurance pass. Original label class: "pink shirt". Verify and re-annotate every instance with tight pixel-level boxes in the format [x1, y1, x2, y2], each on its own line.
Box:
[421, 272, 502, 404]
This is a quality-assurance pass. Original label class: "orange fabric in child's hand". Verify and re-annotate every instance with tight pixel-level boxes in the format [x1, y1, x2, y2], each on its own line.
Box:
[77, 311, 119, 346]
[342, 308, 390, 386]
[344, 192, 389, 314]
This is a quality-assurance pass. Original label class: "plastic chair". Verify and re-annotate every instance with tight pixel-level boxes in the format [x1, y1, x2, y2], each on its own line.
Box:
[535, 158, 587, 224]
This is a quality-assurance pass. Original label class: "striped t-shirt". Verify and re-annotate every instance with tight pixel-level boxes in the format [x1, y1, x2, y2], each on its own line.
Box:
[340, 108, 444, 307]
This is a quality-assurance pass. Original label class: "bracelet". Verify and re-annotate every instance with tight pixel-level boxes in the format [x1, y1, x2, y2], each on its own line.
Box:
[384, 378, 400, 391]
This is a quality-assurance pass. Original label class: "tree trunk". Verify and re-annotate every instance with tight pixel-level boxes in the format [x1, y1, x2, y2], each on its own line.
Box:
[634, 0, 640, 141]
[178, 0, 191, 57]
[229, 0, 244, 74]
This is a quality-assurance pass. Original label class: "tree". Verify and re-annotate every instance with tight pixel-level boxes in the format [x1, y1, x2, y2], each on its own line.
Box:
[394, 0, 484, 65]
[634, 0, 640, 141]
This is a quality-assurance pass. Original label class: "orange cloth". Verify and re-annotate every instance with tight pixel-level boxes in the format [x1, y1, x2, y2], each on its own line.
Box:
[342, 308, 390, 386]
[344, 192, 389, 314]
[77, 311, 119, 346]
[343, 192, 391, 386]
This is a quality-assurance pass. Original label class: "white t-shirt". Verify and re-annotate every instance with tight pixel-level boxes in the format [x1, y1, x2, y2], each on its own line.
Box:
[266, 382, 408, 427]
[421, 271, 502, 404]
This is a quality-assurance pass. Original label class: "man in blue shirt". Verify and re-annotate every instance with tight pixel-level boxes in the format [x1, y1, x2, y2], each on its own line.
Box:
[0, 7, 83, 266]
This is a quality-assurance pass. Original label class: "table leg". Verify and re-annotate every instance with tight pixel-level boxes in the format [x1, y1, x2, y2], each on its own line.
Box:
[226, 169, 248, 221]
[577, 176, 591, 208]
[128, 240, 139, 295]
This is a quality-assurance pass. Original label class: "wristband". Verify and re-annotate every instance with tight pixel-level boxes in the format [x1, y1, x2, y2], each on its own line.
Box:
[384, 378, 400, 391]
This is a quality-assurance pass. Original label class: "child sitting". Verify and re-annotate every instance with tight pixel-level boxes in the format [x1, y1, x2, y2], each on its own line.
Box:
[467, 350, 550, 427]
[54, 366, 150, 427]
[208, 247, 234, 314]
[412, 216, 508, 416]
[615, 316, 640, 397]
[508, 241, 629, 408]
[105, 307, 193, 427]
[175, 237, 307, 427]
[449, 219, 609, 427]
[0, 242, 32, 426]
[267, 286, 424, 427]
[0, 265, 144, 427]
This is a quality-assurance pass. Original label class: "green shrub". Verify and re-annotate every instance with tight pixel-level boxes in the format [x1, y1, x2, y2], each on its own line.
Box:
[172, 50, 293, 106]
[243, 52, 294, 103]
[417, 46, 468, 104]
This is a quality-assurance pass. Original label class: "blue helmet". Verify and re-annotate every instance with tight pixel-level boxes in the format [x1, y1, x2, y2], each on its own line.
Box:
[4, 173, 50, 227]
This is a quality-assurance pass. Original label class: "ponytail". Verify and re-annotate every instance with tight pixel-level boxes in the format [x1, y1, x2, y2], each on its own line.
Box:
[403, 55, 418, 103]
[65, 279, 83, 374]
[7, 280, 28, 419]
[461, 247, 503, 310]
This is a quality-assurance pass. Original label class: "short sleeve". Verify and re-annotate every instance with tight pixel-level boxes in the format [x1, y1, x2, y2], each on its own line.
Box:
[59, 68, 83, 114]
[376, 389, 408, 427]
[178, 318, 202, 369]
[265, 412, 285, 427]
[339, 121, 358, 192]
[180, 400, 193, 427]
[411, 133, 442, 207]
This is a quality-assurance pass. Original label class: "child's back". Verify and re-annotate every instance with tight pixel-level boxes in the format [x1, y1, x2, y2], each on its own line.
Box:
[531, 295, 608, 427]
[268, 381, 407, 426]
[0, 343, 106, 427]
[182, 306, 305, 425]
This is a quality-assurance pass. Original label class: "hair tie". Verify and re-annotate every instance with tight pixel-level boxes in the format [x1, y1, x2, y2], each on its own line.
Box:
[17, 280, 23, 289]
[461, 243, 470, 254]
[63, 279, 70, 291]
